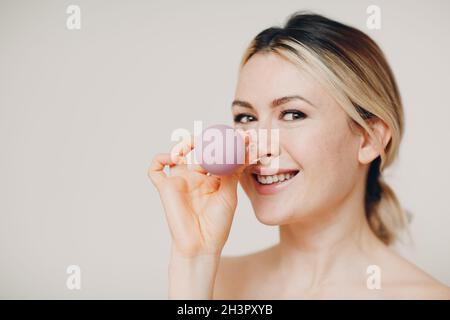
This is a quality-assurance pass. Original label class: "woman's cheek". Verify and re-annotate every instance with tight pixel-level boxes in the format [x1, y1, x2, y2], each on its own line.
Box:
[308, 122, 360, 196]
[282, 125, 346, 191]
[279, 127, 321, 166]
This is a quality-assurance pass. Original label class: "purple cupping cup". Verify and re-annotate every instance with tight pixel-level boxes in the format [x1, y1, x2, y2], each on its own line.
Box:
[194, 124, 246, 176]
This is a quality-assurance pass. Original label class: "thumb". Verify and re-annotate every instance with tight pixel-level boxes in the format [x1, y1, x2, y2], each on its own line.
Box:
[217, 164, 246, 196]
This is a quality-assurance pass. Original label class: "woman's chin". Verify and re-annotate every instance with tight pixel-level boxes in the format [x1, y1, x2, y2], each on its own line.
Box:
[253, 208, 292, 226]
[253, 202, 314, 226]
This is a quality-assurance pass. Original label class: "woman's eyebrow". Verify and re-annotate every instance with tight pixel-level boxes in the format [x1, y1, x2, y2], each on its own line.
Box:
[231, 95, 316, 109]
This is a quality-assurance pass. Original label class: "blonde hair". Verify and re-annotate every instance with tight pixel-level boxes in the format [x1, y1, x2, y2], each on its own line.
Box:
[240, 12, 408, 245]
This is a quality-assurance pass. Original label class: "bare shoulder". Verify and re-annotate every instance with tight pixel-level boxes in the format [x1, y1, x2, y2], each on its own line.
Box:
[213, 246, 277, 300]
[212, 243, 450, 299]
[379, 247, 450, 299]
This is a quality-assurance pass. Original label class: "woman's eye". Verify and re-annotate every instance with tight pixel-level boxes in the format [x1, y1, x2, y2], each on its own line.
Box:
[233, 114, 256, 124]
[280, 110, 306, 121]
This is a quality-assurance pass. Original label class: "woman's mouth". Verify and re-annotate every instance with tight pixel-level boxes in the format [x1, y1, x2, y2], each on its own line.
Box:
[251, 170, 300, 195]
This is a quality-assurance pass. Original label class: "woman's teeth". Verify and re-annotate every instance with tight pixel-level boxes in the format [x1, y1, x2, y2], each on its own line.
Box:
[255, 172, 298, 185]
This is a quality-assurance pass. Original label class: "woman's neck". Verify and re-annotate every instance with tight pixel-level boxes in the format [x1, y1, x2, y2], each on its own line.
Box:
[276, 182, 385, 291]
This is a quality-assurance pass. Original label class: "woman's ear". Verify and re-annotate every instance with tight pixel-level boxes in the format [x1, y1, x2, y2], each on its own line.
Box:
[358, 118, 391, 165]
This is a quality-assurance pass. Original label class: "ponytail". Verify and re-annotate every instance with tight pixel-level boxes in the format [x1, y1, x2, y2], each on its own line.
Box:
[365, 157, 408, 245]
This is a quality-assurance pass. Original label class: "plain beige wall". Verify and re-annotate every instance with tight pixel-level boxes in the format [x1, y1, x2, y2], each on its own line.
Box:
[1, 0, 449, 298]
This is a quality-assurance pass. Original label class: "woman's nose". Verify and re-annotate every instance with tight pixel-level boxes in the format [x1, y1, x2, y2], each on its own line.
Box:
[254, 126, 281, 165]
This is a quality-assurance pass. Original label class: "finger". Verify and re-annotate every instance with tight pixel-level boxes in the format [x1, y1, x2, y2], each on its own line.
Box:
[215, 163, 247, 199]
[236, 129, 258, 165]
[185, 170, 220, 195]
[172, 135, 213, 175]
[148, 153, 175, 187]
[168, 136, 196, 177]
[170, 135, 195, 163]
[235, 128, 250, 148]
[187, 162, 209, 174]
[170, 162, 191, 177]
[201, 174, 221, 194]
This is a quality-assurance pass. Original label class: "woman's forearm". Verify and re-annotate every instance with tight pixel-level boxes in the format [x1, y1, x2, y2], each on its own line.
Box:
[168, 248, 221, 299]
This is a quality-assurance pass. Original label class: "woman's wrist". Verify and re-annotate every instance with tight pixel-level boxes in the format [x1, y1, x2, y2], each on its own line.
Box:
[168, 246, 221, 299]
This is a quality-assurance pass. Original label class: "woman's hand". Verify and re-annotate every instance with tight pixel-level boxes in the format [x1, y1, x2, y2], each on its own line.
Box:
[148, 133, 249, 299]
[148, 134, 249, 258]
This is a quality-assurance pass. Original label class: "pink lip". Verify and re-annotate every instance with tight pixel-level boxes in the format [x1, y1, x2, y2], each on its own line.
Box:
[251, 170, 300, 195]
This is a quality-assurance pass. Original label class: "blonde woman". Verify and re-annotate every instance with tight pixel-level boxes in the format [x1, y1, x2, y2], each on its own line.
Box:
[148, 12, 450, 299]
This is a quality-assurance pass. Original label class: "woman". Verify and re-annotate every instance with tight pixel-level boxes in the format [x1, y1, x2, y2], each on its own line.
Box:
[148, 12, 450, 299]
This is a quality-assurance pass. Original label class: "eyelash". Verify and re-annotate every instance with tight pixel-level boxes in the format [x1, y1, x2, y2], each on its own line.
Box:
[233, 110, 307, 124]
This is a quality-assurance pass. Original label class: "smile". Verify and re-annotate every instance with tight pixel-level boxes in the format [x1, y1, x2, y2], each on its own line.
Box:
[253, 171, 298, 185]
[250, 170, 300, 195]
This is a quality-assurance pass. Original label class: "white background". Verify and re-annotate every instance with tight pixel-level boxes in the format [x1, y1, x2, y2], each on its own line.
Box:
[1, 0, 449, 298]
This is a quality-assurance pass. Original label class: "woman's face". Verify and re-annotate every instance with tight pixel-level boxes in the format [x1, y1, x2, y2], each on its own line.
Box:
[233, 53, 364, 225]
